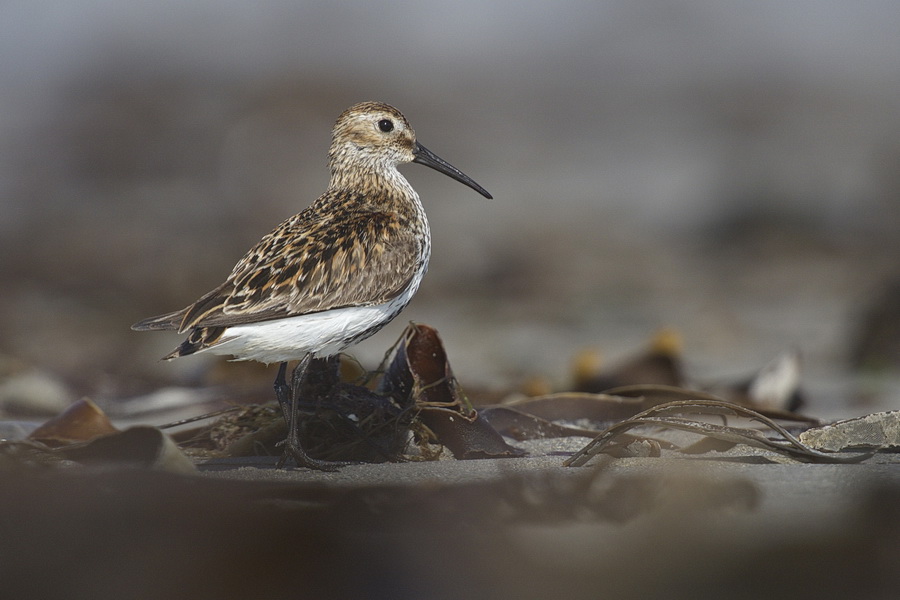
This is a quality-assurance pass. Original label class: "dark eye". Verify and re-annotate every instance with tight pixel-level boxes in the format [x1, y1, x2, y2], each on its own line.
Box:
[377, 119, 394, 132]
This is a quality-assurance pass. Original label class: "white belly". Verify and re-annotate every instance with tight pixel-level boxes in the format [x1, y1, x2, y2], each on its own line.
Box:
[205, 300, 402, 364]
[202, 252, 427, 366]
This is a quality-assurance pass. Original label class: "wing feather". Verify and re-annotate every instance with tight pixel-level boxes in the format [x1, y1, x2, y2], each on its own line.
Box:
[133, 204, 423, 335]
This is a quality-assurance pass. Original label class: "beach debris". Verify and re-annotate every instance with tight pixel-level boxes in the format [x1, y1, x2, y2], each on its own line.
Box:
[480, 393, 672, 451]
[381, 322, 524, 459]
[597, 384, 817, 425]
[171, 403, 283, 457]
[800, 411, 900, 451]
[175, 323, 525, 462]
[479, 404, 603, 440]
[286, 376, 409, 463]
[2, 426, 194, 473]
[571, 328, 684, 393]
[28, 398, 118, 446]
[564, 399, 872, 467]
[228, 357, 413, 463]
[61, 426, 196, 473]
[705, 349, 805, 412]
[745, 349, 804, 411]
[0, 397, 194, 472]
[569, 333, 806, 413]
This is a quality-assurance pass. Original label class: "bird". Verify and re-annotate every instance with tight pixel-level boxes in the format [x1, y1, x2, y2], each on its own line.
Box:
[132, 101, 492, 470]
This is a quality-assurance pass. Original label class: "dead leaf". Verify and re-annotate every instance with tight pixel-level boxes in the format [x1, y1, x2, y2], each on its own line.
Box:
[381, 323, 524, 459]
[28, 398, 118, 446]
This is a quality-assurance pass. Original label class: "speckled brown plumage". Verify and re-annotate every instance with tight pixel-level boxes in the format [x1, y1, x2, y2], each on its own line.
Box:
[132, 101, 490, 362]
[134, 189, 426, 355]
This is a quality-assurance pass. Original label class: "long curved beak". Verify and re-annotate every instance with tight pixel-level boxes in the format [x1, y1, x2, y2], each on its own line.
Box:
[412, 141, 492, 199]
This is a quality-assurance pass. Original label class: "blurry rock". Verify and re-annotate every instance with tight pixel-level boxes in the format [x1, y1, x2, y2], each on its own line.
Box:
[570, 348, 604, 389]
[706, 350, 805, 412]
[800, 411, 900, 452]
[520, 375, 553, 397]
[28, 398, 118, 446]
[746, 350, 803, 410]
[572, 328, 684, 393]
[62, 427, 196, 474]
[0, 370, 72, 416]
[2, 426, 196, 472]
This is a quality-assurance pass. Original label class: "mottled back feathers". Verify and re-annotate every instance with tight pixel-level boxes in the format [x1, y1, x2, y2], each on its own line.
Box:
[132, 190, 426, 334]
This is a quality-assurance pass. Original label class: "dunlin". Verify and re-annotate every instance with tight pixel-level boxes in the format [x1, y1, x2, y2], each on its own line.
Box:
[133, 101, 491, 469]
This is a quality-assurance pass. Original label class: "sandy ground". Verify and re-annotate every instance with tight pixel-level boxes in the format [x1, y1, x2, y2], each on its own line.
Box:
[3, 434, 899, 600]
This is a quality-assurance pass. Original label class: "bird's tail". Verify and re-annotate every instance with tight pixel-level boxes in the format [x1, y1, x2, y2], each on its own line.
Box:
[162, 326, 226, 360]
[131, 310, 186, 332]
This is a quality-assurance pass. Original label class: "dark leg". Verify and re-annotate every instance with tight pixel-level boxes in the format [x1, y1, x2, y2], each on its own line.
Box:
[275, 354, 349, 471]
[274, 362, 292, 425]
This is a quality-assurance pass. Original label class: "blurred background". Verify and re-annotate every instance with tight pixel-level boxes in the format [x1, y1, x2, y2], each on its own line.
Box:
[2, 0, 900, 416]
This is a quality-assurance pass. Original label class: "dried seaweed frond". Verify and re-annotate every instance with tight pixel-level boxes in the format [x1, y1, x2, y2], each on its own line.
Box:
[565, 399, 873, 467]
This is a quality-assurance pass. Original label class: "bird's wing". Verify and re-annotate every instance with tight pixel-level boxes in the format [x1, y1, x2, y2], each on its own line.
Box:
[134, 206, 423, 333]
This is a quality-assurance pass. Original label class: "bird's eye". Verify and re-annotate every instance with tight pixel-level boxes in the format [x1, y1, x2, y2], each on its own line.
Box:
[377, 119, 394, 133]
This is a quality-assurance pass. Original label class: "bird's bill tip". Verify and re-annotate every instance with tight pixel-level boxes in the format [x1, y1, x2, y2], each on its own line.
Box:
[412, 142, 492, 199]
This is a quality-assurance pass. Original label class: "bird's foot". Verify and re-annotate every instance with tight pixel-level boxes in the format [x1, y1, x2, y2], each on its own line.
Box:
[275, 438, 351, 472]
[273, 357, 352, 471]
